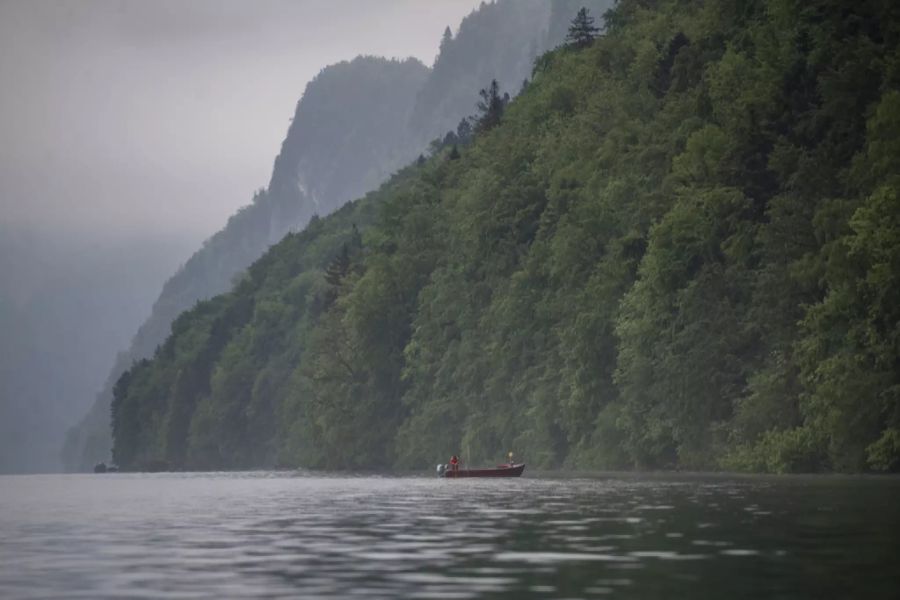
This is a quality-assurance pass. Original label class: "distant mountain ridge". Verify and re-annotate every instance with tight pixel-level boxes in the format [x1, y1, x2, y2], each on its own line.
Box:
[63, 0, 613, 471]
[61, 55, 429, 470]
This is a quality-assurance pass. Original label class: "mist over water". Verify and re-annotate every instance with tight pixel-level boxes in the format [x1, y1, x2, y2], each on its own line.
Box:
[1, 473, 898, 599]
[0, 229, 195, 473]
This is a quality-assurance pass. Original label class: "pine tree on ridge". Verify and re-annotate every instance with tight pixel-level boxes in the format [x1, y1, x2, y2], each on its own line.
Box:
[566, 7, 599, 49]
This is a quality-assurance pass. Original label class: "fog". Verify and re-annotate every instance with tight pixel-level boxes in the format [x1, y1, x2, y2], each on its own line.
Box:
[1, 0, 482, 240]
[0, 227, 194, 472]
[0, 0, 481, 472]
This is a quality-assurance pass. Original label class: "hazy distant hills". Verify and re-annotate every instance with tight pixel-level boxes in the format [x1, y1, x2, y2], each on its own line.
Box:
[63, 0, 613, 471]
[61, 55, 429, 471]
[408, 0, 606, 140]
[0, 228, 191, 473]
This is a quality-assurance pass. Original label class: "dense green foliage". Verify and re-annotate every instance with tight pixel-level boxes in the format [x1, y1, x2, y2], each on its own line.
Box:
[63, 56, 429, 471]
[114, 0, 900, 473]
[65, 1, 611, 471]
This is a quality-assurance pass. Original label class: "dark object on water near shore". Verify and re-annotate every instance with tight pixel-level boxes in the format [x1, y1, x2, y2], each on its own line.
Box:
[437, 463, 525, 478]
[93, 462, 118, 473]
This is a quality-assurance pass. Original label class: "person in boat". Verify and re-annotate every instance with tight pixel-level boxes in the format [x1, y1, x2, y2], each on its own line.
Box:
[449, 455, 459, 472]
[507, 451, 514, 467]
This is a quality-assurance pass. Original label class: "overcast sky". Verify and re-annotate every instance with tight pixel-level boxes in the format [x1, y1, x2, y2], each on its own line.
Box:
[0, 0, 482, 244]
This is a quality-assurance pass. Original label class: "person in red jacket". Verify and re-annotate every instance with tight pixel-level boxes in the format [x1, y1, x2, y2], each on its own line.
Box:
[449, 455, 459, 472]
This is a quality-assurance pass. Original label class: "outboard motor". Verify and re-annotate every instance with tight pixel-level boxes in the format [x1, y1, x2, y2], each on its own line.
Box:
[436, 463, 447, 477]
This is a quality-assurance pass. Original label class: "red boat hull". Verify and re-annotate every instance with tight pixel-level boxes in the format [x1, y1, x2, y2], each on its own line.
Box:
[441, 463, 525, 478]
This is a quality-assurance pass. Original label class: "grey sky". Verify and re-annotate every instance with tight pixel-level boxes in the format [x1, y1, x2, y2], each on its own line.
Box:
[0, 0, 482, 243]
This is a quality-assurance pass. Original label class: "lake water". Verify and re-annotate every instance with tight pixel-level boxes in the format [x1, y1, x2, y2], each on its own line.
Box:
[1, 472, 898, 599]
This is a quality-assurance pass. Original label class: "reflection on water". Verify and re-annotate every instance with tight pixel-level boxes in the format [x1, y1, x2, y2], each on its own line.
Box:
[1, 472, 899, 598]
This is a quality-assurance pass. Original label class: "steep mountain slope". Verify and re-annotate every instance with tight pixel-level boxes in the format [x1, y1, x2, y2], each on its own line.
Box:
[409, 0, 612, 143]
[64, 0, 614, 471]
[110, 0, 900, 473]
[63, 56, 428, 470]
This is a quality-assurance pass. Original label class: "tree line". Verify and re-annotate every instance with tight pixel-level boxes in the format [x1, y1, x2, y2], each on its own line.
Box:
[112, 1, 900, 473]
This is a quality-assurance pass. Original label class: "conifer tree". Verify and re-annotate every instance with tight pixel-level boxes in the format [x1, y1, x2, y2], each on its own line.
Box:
[456, 118, 473, 145]
[442, 130, 459, 147]
[475, 79, 507, 133]
[440, 26, 452, 51]
[566, 7, 599, 49]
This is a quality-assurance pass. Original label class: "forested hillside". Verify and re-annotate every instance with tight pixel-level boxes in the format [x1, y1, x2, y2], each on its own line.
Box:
[64, 0, 613, 471]
[117, 0, 900, 474]
[62, 56, 429, 470]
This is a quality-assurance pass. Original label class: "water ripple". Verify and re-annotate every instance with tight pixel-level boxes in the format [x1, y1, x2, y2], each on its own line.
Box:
[1, 473, 899, 599]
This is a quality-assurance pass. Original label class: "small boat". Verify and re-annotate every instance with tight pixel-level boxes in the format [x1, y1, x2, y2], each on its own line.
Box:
[437, 463, 525, 478]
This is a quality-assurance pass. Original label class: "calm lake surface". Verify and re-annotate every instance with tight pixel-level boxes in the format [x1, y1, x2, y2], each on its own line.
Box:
[1, 472, 898, 599]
